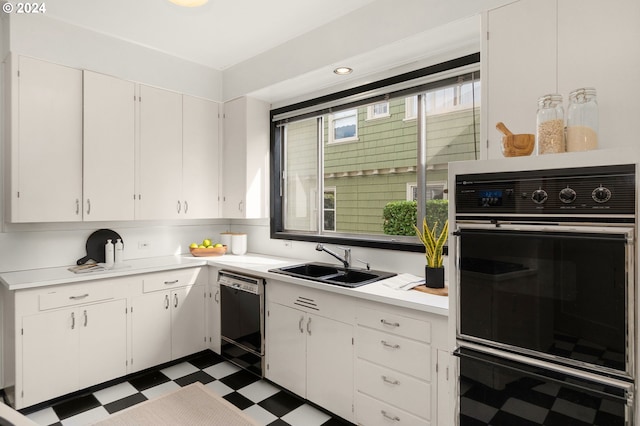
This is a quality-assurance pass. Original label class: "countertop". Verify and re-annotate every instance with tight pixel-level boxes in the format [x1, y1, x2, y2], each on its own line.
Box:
[0, 253, 448, 316]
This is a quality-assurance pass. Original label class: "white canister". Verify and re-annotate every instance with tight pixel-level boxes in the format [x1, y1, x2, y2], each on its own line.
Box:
[231, 233, 247, 255]
[105, 239, 114, 267]
[220, 232, 233, 252]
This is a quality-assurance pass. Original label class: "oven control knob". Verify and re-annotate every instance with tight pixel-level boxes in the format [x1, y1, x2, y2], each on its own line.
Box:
[559, 187, 577, 204]
[531, 189, 548, 204]
[592, 186, 612, 203]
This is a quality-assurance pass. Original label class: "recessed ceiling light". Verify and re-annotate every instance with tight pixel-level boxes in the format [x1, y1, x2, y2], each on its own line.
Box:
[168, 0, 209, 7]
[333, 67, 353, 75]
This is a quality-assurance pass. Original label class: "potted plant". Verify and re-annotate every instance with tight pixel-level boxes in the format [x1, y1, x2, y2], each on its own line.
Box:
[413, 218, 449, 288]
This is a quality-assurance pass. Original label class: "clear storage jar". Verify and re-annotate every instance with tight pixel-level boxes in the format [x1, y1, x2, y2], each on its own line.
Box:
[566, 87, 598, 152]
[536, 94, 565, 154]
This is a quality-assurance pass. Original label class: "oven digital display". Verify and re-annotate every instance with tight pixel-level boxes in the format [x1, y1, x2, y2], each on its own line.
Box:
[477, 190, 503, 207]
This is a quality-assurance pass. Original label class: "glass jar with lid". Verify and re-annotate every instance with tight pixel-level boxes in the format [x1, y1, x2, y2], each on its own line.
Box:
[536, 94, 565, 154]
[566, 87, 598, 152]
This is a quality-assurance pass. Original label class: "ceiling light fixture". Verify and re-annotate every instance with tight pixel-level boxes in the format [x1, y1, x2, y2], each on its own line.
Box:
[333, 67, 353, 75]
[168, 0, 209, 7]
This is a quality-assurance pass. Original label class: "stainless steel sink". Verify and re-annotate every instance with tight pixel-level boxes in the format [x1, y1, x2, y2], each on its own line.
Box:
[269, 262, 396, 288]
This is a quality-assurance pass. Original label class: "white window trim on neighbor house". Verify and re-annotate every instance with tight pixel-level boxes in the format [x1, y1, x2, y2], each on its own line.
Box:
[407, 182, 447, 201]
[323, 186, 336, 232]
[329, 109, 358, 144]
[366, 101, 390, 120]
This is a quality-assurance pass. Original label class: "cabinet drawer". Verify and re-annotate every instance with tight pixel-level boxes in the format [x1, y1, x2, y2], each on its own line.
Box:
[356, 359, 431, 420]
[356, 306, 430, 343]
[356, 390, 430, 426]
[356, 326, 431, 381]
[143, 268, 203, 293]
[39, 285, 113, 310]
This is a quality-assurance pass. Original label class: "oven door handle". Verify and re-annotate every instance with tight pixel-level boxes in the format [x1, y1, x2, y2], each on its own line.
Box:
[454, 346, 633, 403]
[456, 227, 630, 243]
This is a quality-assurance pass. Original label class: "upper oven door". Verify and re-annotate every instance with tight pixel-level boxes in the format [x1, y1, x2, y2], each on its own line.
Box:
[455, 223, 635, 378]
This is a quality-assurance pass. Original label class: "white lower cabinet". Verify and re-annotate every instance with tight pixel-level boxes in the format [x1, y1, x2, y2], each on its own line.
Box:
[354, 304, 449, 426]
[131, 268, 207, 372]
[265, 280, 354, 422]
[22, 300, 127, 407]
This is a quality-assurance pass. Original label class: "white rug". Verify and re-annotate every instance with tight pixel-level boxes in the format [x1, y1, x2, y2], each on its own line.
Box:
[93, 382, 259, 426]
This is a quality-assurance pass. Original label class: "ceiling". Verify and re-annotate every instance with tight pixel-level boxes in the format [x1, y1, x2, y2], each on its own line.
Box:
[42, 0, 379, 70]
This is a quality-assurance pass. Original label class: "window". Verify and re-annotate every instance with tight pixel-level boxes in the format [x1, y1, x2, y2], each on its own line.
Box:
[367, 101, 390, 120]
[329, 109, 358, 143]
[271, 53, 480, 251]
[323, 187, 336, 231]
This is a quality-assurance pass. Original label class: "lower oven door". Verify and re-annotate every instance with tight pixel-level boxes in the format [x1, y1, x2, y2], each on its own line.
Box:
[456, 223, 634, 378]
[455, 346, 634, 425]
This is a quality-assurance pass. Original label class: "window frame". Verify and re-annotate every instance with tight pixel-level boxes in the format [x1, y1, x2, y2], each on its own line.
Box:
[270, 53, 480, 252]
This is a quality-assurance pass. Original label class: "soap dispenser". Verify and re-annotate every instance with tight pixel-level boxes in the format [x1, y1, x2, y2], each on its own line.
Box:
[105, 239, 114, 267]
[114, 238, 124, 265]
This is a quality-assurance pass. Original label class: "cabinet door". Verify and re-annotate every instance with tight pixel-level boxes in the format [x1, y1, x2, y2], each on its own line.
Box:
[22, 309, 79, 407]
[557, 0, 640, 151]
[485, 0, 556, 159]
[14, 56, 82, 222]
[78, 299, 127, 388]
[137, 85, 183, 220]
[306, 314, 354, 422]
[209, 283, 221, 353]
[83, 71, 135, 221]
[265, 302, 306, 397]
[221, 97, 246, 218]
[171, 285, 206, 359]
[131, 291, 172, 372]
[182, 95, 220, 219]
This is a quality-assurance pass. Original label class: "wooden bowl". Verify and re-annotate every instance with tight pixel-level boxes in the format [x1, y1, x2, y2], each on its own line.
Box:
[501, 134, 535, 157]
[189, 246, 227, 257]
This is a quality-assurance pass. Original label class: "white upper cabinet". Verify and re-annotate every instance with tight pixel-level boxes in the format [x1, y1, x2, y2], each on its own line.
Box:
[182, 95, 220, 219]
[222, 97, 270, 218]
[484, 0, 640, 158]
[83, 71, 136, 221]
[137, 87, 221, 220]
[137, 84, 184, 220]
[9, 56, 83, 222]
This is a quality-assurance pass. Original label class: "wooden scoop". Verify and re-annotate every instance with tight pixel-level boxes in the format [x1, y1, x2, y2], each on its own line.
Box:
[496, 122, 514, 137]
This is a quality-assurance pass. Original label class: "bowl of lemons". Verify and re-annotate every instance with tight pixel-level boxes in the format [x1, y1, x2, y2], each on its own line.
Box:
[189, 239, 227, 257]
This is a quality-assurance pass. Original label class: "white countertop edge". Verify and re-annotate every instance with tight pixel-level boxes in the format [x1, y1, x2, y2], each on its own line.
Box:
[0, 253, 449, 315]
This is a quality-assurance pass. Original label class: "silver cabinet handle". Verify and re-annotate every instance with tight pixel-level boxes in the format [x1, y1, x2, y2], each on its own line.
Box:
[75, 199, 80, 215]
[380, 319, 400, 327]
[298, 316, 304, 333]
[164, 294, 170, 310]
[174, 293, 178, 308]
[184, 200, 188, 214]
[382, 375, 400, 385]
[381, 410, 400, 422]
[71, 312, 75, 329]
[86, 199, 91, 215]
[164, 280, 179, 285]
[381, 340, 400, 349]
[238, 200, 244, 212]
[69, 294, 89, 300]
[306, 317, 312, 335]
[214, 290, 219, 303]
[84, 310, 88, 327]
[177, 200, 181, 213]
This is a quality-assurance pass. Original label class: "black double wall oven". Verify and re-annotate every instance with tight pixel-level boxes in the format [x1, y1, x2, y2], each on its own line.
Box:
[454, 164, 636, 425]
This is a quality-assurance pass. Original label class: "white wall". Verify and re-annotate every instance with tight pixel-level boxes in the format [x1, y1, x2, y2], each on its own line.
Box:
[7, 13, 222, 101]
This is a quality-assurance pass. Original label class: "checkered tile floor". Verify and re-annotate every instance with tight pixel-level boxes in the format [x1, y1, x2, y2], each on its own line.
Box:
[21, 351, 353, 426]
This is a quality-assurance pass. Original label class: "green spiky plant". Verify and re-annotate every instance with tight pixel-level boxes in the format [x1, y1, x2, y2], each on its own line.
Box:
[413, 218, 449, 268]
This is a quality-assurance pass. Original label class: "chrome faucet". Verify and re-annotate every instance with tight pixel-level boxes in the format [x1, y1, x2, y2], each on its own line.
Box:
[316, 243, 351, 269]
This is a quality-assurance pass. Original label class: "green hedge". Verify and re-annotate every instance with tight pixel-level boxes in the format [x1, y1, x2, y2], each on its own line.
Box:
[382, 199, 449, 236]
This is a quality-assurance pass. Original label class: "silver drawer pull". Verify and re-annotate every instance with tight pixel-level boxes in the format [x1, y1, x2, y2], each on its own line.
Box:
[381, 340, 400, 349]
[381, 410, 400, 422]
[164, 280, 179, 285]
[380, 319, 400, 327]
[69, 294, 89, 300]
[381, 375, 400, 385]
[299, 316, 304, 333]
